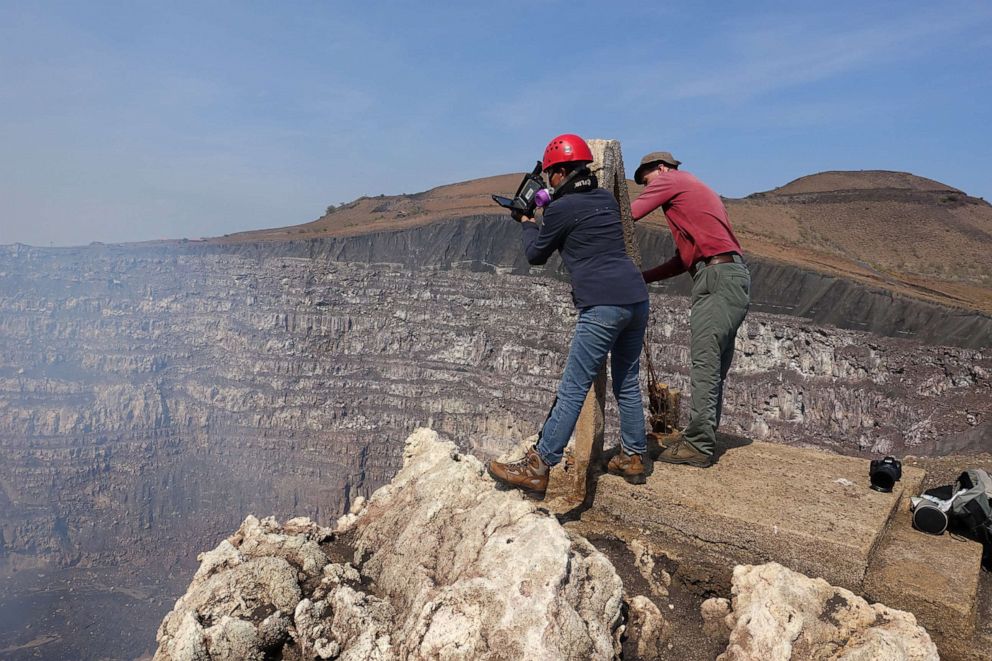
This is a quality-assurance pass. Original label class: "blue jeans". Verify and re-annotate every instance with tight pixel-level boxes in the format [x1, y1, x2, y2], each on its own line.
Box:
[536, 300, 649, 465]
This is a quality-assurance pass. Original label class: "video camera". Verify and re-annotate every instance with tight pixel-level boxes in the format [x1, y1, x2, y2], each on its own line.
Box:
[492, 162, 551, 218]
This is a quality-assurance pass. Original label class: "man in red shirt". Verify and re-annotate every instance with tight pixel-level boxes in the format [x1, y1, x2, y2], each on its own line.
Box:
[631, 151, 750, 467]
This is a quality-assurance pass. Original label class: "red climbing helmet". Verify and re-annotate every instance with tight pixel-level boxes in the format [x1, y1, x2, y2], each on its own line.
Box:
[541, 134, 594, 172]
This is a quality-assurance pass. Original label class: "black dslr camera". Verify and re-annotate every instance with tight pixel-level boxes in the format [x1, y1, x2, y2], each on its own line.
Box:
[492, 161, 549, 218]
[869, 456, 902, 493]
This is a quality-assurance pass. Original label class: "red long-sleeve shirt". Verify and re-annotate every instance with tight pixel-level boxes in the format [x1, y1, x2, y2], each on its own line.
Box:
[631, 170, 742, 282]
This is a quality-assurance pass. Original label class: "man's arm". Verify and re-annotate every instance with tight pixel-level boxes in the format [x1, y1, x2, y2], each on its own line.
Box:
[631, 175, 678, 221]
[642, 254, 686, 282]
[521, 207, 567, 265]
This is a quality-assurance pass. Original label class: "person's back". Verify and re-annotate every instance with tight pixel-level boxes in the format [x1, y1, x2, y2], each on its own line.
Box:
[631, 150, 751, 468]
[524, 187, 647, 307]
[633, 169, 741, 273]
[488, 134, 652, 493]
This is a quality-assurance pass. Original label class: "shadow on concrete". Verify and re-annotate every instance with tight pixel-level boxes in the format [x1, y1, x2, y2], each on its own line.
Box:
[711, 431, 754, 463]
[642, 430, 754, 465]
[552, 432, 756, 524]
[554, 432, 757, 524]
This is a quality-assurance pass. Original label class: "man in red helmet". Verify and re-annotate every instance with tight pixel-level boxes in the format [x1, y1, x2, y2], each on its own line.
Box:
[631, 151, 750, 468]
[488, 134, 651, 494]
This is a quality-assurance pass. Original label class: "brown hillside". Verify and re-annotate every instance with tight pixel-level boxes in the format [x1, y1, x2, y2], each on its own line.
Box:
[214, 170, 992, 315]
[218, 174, 522, 242]
[727, 171, 992, 313]
[765, 170, 962, 195]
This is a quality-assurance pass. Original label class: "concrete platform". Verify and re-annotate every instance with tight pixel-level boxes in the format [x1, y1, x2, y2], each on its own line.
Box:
[585, 440, 925, 592]
[865, 506, 985, 660]
[581, 439, 990, 658]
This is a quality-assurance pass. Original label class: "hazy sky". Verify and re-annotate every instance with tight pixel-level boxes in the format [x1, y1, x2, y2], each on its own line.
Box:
[1, 1, 990, 246]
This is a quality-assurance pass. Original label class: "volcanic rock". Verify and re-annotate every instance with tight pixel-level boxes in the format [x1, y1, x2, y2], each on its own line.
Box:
[718, 562, 938, 661]
[625, 595, 670, 659]
[153, 428, 625, 660]
[2, 180, 990, 658]
[701, 596, 733, 640]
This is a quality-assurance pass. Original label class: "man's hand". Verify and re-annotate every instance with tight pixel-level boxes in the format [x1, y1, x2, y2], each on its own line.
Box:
[511, 210, 535, 223]
[642, 255, 688, 283]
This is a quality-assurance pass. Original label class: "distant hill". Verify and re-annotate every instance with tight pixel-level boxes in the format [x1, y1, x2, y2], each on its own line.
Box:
[219, 174, 521, 241]
[727, 171, 992, 314]
[215, 170, 992, 315]
[766, 170, 962, 195]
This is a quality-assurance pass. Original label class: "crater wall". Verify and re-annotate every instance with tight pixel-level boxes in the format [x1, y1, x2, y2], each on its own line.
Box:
[199, 216, 992, 349]
[0, 233, 989, 658]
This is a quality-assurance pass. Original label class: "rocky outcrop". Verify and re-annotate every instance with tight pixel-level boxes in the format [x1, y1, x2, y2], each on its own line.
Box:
[712, 563, 939, 661]
[153, 429, 624, 660]
[154, 432, 950, 661]
[729, 319, 991, 454]
[625, 595, 670, 659]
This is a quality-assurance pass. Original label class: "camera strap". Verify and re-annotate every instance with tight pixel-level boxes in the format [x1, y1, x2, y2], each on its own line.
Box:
[913, 489, 965, 512]
[551, 167, 597, 200]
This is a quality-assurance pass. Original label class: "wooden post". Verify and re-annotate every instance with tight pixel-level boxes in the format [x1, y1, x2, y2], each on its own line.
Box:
[647, 383, 683, 435]
[546, 139, 640, 512]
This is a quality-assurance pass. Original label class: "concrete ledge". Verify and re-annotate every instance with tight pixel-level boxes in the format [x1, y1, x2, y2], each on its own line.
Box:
[586, 440, 924, 592]
[865, 507, 984, 660]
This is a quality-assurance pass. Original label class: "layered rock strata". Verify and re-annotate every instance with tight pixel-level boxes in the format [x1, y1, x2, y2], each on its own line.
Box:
[197, 218, 992, 349]
[1, 245, 989, 576]
[1, 242, 989, 659]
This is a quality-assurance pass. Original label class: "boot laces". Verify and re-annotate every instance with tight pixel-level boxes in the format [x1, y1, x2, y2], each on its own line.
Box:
[506, 452, 535, 473]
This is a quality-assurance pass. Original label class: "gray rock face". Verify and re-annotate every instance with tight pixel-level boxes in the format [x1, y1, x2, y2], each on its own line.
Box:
[153, 429, 624, 660]
[204, 217, 992, 349]
[0, 248, 580, 574]
[0, 238, 988, 658]
[718, 562, 939, 661]
[726, 319, 991, 454]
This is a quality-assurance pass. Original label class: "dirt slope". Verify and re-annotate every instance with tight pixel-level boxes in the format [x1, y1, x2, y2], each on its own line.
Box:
[215, 170, 992, 314]
[728, 171, 992, 313]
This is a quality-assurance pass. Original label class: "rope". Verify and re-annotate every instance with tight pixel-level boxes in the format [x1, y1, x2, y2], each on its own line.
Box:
[642, 303, 664, 424]
[643, 309, 659, 392]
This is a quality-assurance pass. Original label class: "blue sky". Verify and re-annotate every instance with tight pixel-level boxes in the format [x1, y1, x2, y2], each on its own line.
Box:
[1, 1, 990, 246]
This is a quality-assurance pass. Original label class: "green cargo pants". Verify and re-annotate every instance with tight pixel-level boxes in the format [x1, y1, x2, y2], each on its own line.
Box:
[681, 260, 750, 455]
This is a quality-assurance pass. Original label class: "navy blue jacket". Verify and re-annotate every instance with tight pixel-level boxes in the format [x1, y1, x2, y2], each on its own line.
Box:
[521, 188, 648, 308]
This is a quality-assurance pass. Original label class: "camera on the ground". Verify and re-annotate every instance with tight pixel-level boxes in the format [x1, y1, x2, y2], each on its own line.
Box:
[869, 456, 902, 492]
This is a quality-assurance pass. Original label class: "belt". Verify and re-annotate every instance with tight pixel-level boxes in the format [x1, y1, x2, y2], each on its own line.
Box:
[689, 252, 744, 277]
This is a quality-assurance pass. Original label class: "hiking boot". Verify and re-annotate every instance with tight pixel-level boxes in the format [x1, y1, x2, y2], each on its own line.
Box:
[646, 431, 679, 454]
[487, 446, 549, 495]
[656, 437, 712, 468]
[606, 451, 646, 485]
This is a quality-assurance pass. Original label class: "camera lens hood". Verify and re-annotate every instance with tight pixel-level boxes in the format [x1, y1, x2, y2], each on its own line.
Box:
[912, 502, 949, 535]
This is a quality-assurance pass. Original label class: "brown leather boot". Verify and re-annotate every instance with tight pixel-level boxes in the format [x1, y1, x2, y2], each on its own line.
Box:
[656, 437, 712, 468]
[606, 451, 646, 484]
[487, 446, 549, 494]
